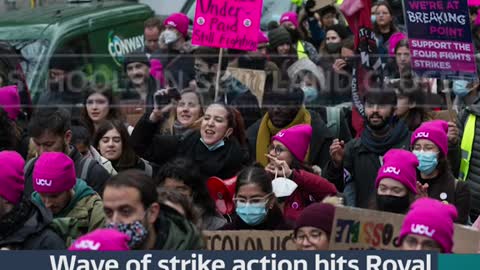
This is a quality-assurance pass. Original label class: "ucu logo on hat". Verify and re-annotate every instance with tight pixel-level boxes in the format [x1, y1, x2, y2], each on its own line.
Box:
[411, 224, 435, 237]
[35, 178, 52, 187]
[167, 21, 177, 27]
[415, 132, 430, 139]
[277, 132, 285, 137]
[383, 166, 400, 175]
[74, 240, 101, 250]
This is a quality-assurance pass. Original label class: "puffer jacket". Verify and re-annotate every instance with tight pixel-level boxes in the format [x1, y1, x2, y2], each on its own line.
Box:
[0, 198, 65, 250]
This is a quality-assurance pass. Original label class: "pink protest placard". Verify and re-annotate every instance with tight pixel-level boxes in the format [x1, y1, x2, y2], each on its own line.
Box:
[192, 0, 264, 51]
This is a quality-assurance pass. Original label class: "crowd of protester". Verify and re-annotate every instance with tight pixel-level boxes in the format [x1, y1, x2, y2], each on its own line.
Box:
[2, 0, 480, 253]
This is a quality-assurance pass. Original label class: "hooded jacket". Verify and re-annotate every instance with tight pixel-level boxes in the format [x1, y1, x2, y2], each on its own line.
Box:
[0, 198, 65, 250]
[153, 204, 204, 250]
[32, 179, 106, 238]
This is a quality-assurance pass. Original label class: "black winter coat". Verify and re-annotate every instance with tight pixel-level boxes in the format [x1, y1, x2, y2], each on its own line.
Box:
[131, 115, 247, 179]
[0, 199, 65, 250]
[323, 133, 411, 208]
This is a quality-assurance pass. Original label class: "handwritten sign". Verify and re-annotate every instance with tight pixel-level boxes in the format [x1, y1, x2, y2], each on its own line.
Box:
[227, 67, 266, 105]
[330, 206, 480, 253]
[404, 0, 477, 80]
[203, 230, 295, 250]
[192, 0, 263, 51]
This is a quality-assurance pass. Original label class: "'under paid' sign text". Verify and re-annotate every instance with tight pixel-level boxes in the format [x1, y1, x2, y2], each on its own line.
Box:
[192, 0, 263, 51]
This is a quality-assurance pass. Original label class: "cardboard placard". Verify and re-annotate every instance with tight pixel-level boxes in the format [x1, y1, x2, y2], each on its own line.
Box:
[404, 0, 477, 80]
[203, 230, 295, 250]
[330, 206, 480, 253]
[192, 0, 263, 51]
[227, 67, 266, 105]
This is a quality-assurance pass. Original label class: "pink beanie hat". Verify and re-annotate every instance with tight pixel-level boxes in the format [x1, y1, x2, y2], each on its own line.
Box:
[388, 32, 407, 56]
[258, 31, 269, 44]
[375, 149, 418, 194]
[411, 120, 449, 156]
[272, 124, 312, 162]
[0, 151, 25, 204]
[0, 85, 21, 120]
[279, 12, 299, 28]
[164, 13, 189, 37]
[399, 198, 458, 253]
[33, 152, 76, 194]
[69, 229, 130, 251]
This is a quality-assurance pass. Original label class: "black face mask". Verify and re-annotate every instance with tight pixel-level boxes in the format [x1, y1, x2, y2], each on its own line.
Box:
[326, 42, 342, 54]
[376, 194, 410, 214]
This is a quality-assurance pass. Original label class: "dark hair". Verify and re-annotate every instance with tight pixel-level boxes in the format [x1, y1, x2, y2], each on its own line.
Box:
[393, 80, 429, 130]
[194, 47, 229, 71]
[373, 1, 399, 35]
[263, 85, 305, 108]
[105, 169, 159, 209]
[157, 188, 199, 226]
[207, 103, 247, 146]
[364, 84, 397, 106]
[0, 108, 15, 150]
[155, 158, 217, 216]
[325, 25, 350, 41]
[235, 165, 273, 194]
[341, 37, 355, 51]
[93, 120, 138, 170]
[71, 125, 90, 147]
[80, 85, 124, 137]
[29, 107, 71, 138]
[394, 39, 409, 54]
[144, 17, 163, 31]
[319, 5, 337, 17]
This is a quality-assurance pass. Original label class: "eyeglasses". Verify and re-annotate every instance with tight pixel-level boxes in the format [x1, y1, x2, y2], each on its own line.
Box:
[233, 194, 271, 205]
[268, 144, 288, 156]
[403, 235, 442, 251]
[294, 230, 325, 243]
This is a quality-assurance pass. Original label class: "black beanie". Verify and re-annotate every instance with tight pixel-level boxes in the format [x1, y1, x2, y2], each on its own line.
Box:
[49, 50, 76, 72]
[268, 27, 292, 49]
[294, 203, 335, 237]
[123, 52, 150, 71]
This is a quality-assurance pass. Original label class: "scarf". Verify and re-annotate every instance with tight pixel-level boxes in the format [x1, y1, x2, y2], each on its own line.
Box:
[256, 107, 311, 166]
[360, 119, 409, 155]
[0, 197, 33, 240]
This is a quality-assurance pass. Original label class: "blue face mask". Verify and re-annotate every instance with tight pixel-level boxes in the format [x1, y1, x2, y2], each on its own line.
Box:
[236, 202, 267, 226]
[200, 138, 225, 151]
[301, 86, 319, 103]
[453, 80, 470, 97]
[371, 15, 376, 24]
[413, 150, 438, 175]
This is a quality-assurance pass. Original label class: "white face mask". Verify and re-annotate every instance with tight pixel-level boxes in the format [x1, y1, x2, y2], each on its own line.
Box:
[160, 29, 179, 45]
[271, 168, 298, 198]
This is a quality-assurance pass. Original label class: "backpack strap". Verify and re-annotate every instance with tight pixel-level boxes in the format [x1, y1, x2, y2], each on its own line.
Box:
[24, 157, 38, 178]
[142, 159, 153, 177]
[80, 158, 93, 181]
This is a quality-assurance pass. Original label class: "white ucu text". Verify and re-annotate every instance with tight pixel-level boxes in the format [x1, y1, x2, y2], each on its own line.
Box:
[415, 132, 430, 139]
[411, 224, 436, 237]
[383, 166, 400, 175]
[35, 178, 52, 186]
[74, 240, 101, 250]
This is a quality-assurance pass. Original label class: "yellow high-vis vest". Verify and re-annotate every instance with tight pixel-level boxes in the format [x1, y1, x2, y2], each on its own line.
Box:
[460, 114, 476, 181]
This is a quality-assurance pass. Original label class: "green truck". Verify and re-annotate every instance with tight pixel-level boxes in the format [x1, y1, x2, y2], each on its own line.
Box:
[0, 0, 154, 103]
